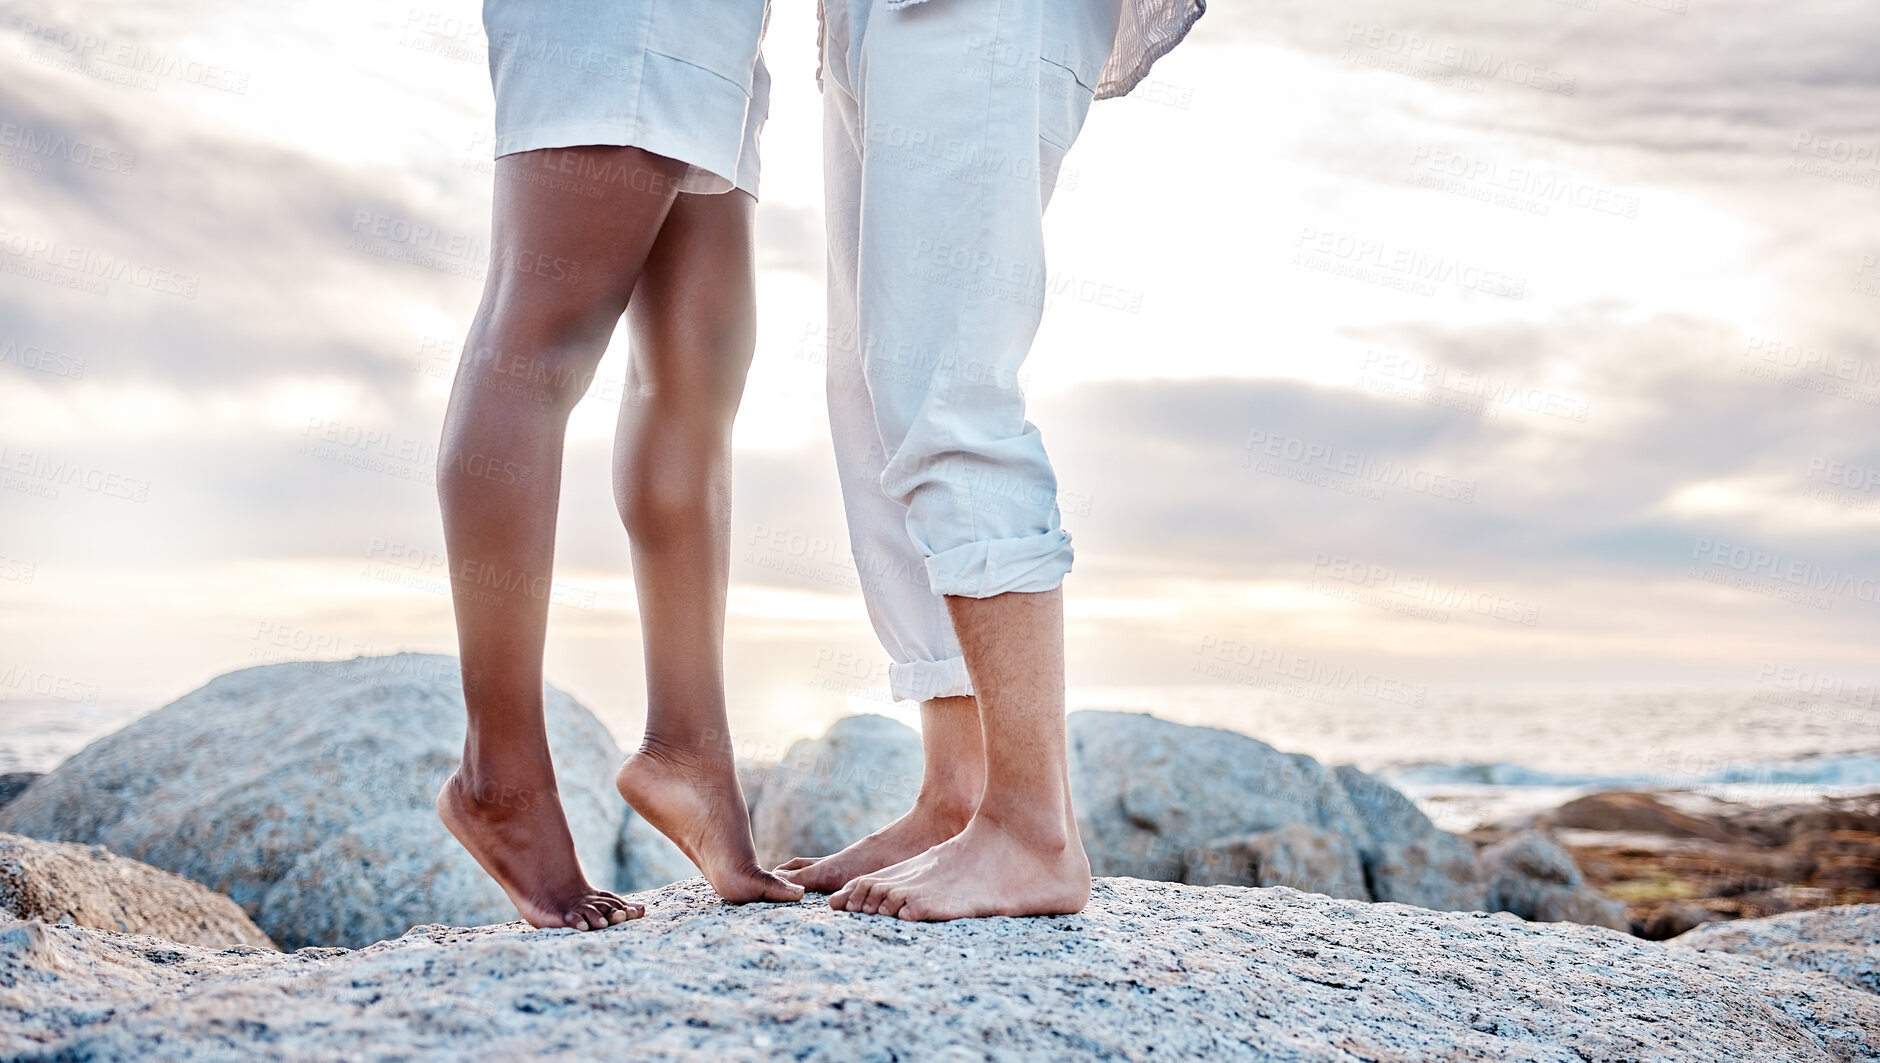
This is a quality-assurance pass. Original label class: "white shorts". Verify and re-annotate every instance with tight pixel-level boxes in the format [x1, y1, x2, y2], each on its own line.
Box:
[483, 0, 771, 196]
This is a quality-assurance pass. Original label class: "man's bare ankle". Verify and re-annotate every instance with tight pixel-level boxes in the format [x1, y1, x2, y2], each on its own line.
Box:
[973, 800, 1077, 855]
[915, 788, 978, 832]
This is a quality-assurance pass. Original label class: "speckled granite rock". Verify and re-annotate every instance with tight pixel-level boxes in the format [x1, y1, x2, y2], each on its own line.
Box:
[0, 833, 274, 951]
[1335, 765, 1488, 912]
[1481, 831, 1632, 933]
[749, 715, 922, 870]
[1668, 904, 1880, 996]
[0, 655, 626, 950]
[2, 878, 1875, 1063]
[1180, 823, 1369, 900]
[1068, 712, 1368, 881]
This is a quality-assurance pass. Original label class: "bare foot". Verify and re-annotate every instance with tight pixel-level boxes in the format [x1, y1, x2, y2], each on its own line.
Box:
[775, 796, 974, 893]
[827, 809, 1090, 921]
[436, 772, 642, 931]
[616, 743, 805, 904]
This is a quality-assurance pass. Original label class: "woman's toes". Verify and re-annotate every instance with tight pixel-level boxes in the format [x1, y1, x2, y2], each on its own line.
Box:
[776, 857, 817, 872]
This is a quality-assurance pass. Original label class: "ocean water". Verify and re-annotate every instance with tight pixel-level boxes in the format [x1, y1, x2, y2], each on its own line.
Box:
[5, 681, 1878, 832]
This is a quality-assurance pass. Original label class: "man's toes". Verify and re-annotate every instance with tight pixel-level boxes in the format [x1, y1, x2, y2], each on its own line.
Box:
[861, 879, 894, 916]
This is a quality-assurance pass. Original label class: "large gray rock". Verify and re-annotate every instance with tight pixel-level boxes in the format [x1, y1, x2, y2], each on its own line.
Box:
[616, 810, 695, 893]
[749, 715, 922, 870]
[0, 833, 274, 951]
[1668, 904, 1880, 995]
[3, 878, 1876, 1062]
[0, 655, 626, 950]
[1481, 830, 1631, 933]
[1334, 765, 1487, 911]
[1068, 711, 1367, 881]
[1180, 823, 1368, 899]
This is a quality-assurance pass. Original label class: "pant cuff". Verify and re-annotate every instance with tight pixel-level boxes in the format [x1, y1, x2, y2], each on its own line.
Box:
[924, 529, 1074, 599]
[889, 656, 974, 702]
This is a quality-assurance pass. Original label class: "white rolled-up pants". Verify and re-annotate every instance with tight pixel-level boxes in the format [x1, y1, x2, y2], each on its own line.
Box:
[820, 0, 1122, 702]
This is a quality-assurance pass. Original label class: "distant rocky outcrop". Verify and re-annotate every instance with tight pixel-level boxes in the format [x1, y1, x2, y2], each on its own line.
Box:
[0, 773, 39, 812]
[1179, 823, 1369, 898]
[1495, 789, 1880, 939]
[0, 832, 275, 951]
[2, 880, 1874, 1063]
[1668, 903, 1880, 997]
[1335, 764, 1487, 911]
[1478, 831, 1631, 932]
[1067, 711, 1368, 882]
[0, 655, 676, 950]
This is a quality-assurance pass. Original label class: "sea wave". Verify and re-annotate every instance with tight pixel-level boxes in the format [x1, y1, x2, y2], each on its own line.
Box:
[1378, 750, 1880, 791]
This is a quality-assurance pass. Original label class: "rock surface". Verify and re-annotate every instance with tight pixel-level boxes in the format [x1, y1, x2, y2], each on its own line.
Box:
[0, 773, 39, 812]
[0, 655, 629, 950]
[0, 833, 274, 951]
[1179, 823, 1368, 899]
[748, 714, 922, 871]
[2, 878, 1876, 1063]
[1068, 712, 1367, 881]
[1479, 831, 1632, 932]
[1669, 904, 1880, 996]
[1334, 765, 1487, 911]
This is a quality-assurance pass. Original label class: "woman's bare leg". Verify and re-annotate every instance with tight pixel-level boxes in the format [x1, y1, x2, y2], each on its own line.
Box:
[610, 190, 803, 904]
[436, 146, 685, 931]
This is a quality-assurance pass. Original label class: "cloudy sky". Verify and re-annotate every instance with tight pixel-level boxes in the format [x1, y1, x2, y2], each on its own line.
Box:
[2, 0, 1877, 750]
